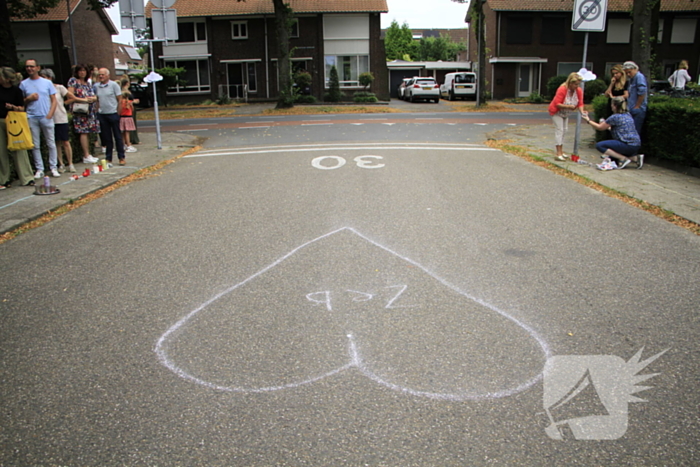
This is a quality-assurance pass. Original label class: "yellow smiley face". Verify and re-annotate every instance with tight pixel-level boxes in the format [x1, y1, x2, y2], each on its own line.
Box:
[7, 116, 24, 137]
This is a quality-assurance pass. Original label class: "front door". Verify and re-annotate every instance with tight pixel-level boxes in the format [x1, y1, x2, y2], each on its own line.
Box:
[518, 64, 532, 97]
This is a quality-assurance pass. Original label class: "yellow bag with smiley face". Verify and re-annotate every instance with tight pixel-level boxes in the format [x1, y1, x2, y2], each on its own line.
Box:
[6, 111, 33, 151]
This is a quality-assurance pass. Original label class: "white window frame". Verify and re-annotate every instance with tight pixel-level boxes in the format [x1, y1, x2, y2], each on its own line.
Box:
[670, 18, 697, 44]
[324, 55, 369, 88]
[557, 62, 592, 76]
[290, 19, 299, 38]
[607, 18, 631, 43]
[231, 21, 248, 40]
[164, 59, 211, 95]
[175, 21, 207, 43]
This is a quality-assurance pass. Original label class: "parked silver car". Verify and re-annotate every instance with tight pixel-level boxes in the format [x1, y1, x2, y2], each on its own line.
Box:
[397, 77, 413, 100]
[405, 77, 440, 103]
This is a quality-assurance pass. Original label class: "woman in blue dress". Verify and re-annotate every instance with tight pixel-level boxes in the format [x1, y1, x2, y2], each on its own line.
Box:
[583, 96, 644, 170]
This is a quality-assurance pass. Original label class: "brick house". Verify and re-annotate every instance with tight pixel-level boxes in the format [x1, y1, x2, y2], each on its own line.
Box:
[468, 0, 700, 99]
[146, 0, 389, 103]
[114, 42, 144, 78]
[11, 0, 119, 84]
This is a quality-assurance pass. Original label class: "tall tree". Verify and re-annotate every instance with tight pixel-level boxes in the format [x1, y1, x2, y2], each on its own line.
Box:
[631, 0, 661, 80]
[238, 0, 294, 108]
[1, 0, 117, 67]
[416, 34, 465, 61]
[384, 20, 415, 61]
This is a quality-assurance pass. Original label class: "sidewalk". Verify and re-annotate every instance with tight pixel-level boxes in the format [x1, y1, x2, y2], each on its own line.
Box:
[489, 115, 700, 226]
[1, 104, 698, 236]
[0, 132, 200, 234]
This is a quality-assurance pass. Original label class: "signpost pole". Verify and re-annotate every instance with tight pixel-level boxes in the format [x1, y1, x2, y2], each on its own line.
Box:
[149, 40, 162, 150]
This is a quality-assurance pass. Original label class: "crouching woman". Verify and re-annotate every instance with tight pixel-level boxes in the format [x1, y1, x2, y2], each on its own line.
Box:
[582, 96, 643, 170]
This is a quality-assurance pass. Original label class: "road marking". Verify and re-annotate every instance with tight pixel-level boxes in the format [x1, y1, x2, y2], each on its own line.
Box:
[177, 129, 209, 132]
[155, 227, 550, 400]
[302, 123, 334, 126]
[188, 123, 210, 126]
[239, 126, 270, 129]
[185, 145, 499, 158]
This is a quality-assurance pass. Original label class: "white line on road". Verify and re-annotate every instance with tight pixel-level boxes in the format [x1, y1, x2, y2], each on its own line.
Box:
[185, 146, 499, 158]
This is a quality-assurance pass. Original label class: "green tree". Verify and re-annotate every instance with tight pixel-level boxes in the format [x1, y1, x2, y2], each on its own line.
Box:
[327, 65, 341, 102]
[1, 0, 118, 67]
[631, 0, 661, 80]
[358, 71, 374, 91]
[415, 34, 464, 61]
[384, 20, 416, 61]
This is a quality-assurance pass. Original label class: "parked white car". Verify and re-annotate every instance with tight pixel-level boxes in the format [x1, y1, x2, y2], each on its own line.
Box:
[405, 77, 440, 103]
[440, 72, 477, 101]
[397, 77, 414, 100]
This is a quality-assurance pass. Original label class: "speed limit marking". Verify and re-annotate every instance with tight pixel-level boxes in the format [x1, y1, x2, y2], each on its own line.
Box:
[572, 0, 607, 32]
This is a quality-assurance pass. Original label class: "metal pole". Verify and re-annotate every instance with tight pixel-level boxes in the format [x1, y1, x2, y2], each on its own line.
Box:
[149, 40, 162, 149]
[572, 31, 589, 156]
[67, 0, 78, 65]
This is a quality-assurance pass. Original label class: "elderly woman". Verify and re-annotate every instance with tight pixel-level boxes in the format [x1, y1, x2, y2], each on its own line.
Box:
[668, 60, 692, 90]
[548, 72, 585, 161]
[583, 96, 643, 170]
[0, 67, 35, 188]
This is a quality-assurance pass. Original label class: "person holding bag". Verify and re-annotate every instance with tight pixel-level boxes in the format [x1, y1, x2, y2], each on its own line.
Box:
[0, 67, 35, 188]
[66, 64, 100, 164]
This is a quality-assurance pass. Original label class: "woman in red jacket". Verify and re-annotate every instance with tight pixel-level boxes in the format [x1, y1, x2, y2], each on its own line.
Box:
[548, 72, 584, 161]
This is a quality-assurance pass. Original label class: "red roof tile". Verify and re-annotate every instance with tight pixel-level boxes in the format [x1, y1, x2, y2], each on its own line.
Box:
[487, 0, 700, 12]
[146, 0, 388, 18]
[12, 0, 82, 22]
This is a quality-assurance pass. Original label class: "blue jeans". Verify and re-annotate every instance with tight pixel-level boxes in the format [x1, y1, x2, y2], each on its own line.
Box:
[629, 107, 646, 136]
[596, 140, 640, 157]
[97, 113, 125, 161]
[28, 116, 57, 171]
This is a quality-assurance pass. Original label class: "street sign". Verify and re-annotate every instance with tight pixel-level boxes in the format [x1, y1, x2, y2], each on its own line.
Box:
[152, 9, 178, 41]
[119, 0, 146, 30]
[572, 0, 608, 32]
[150, 0, 177, 8]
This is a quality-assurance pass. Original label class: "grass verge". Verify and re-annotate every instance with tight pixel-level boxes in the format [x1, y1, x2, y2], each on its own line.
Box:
[486, 139, 700, 236]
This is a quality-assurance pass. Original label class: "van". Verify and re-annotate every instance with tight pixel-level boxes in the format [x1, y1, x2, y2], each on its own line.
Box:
[440, 72, 477, 101]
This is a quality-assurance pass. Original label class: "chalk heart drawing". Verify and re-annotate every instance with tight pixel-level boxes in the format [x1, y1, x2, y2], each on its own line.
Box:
[156, 228, 551, 401]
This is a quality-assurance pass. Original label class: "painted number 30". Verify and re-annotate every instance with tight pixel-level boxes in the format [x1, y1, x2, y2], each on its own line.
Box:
[311, 155, 385, 170]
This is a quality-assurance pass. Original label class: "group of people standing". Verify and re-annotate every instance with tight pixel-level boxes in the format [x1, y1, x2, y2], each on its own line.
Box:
[0, 59, 138, 189]
[548, 60, 652, 170]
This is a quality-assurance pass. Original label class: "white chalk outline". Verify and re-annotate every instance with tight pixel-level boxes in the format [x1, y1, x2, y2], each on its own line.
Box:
[155, 227, 551, 400]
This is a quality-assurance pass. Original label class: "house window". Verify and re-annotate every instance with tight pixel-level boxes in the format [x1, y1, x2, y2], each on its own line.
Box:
[324, 55, 369, 87]
[607, 18, 631, 43]
[164, 59, 210, 93]
[541, 16, 566, 44]
[506, 16, 533, 44]
[175, 22, 206, 43]
[657, 19, 664, 43]
[291, 19, 299, 38]
[231, 21, 248, 39]
[671, 18, 697, 43]
[557, 62, 593, 76]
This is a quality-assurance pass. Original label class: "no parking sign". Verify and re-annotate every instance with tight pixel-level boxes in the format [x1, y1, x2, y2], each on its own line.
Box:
[572, 0, 608, 32]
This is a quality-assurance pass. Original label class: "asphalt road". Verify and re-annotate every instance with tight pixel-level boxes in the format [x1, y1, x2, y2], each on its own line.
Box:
[1, 114, 698, 466]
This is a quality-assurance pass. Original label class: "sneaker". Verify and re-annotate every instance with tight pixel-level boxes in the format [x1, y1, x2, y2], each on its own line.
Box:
[101, 147, 106, 154]
[555, 155, 565, 161]
[83, 155, 99, 164]
[126, 146, 137, 153]
[51, 168, 60, 177]
[637, 154, 644, 169]
[58, 165, 65, 173]
[119, 159, 126, 166]
[618, 159, 631, 170]
[68, 164, 76, 173]
[34, 170, 44, 179]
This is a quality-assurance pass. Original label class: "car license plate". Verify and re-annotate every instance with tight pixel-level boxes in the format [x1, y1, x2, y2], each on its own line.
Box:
[422, 87, 432, 90]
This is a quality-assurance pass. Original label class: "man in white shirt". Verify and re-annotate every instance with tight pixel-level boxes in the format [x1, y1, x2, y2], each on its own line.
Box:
[93, 68, 125, 165]
[20, 59, 59, 178]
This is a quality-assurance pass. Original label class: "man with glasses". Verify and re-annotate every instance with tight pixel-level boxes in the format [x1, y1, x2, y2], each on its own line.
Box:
[20, 59, 59, 178]
[93, 68, 125, 165]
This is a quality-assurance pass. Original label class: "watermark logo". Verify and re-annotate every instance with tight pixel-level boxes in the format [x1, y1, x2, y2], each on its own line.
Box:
[543, 348, 667, 440]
